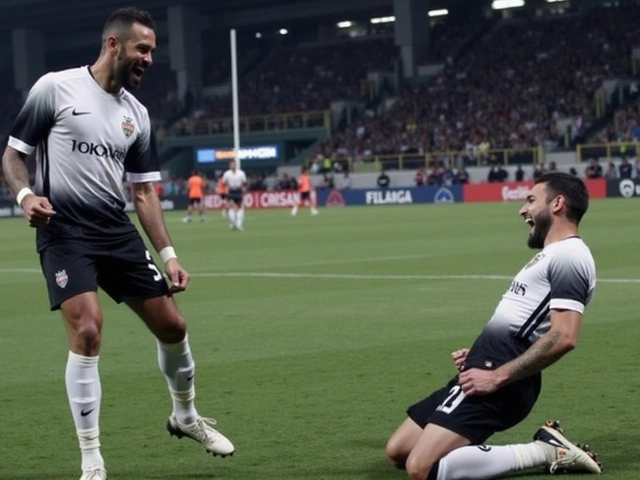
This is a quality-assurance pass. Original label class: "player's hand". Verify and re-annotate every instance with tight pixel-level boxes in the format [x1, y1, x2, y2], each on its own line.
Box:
[21, 194, 56, 228]
[165, 258, 190, 294]
[458, 368, 502, 396]
[452, 348, 469, 371]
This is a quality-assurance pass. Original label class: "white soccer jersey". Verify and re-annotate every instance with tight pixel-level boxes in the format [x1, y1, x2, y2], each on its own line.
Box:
[487, 236, 596, 345]
[8, 66, 159, 249]
[222, 169, 247, 190]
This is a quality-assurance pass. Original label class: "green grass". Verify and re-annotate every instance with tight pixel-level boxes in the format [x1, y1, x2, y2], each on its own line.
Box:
[0, 200, 638, 479]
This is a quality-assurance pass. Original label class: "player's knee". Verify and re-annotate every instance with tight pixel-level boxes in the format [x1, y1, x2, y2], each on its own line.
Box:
[156, 314, 187, 343]
[385, 439, 407, 469]
[71, 319, 102, 354]
[405, 456, 434, 480]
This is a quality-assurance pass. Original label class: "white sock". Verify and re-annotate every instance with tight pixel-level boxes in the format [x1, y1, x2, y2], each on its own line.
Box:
[66, 352, 104, 471]
[157, 336, 198, 425]
[291, 206, 298, 215]
[228, 209, 237, 225]
[436, 443, 546, 480]
[237, 208, 245, 228]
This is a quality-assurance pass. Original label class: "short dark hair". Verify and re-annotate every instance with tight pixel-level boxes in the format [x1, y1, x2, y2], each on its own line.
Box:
[535, 172, 589, 224]
[102, 7, 155, 42]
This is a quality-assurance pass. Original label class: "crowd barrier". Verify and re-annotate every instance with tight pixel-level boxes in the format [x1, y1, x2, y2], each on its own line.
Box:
[0, 179, 628, 219]
[463, 179, 607, 203]
[0, 197, 185, 218]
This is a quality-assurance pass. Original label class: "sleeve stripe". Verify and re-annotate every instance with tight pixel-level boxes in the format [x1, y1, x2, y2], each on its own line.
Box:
[126, 171, 161, 183]
[8, 136, 35, 155]
[550, 299, 585, 314]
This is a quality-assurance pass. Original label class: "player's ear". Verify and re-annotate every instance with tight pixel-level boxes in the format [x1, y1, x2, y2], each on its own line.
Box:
[551, 194, 565, 214]
[105, 35, 120, 56]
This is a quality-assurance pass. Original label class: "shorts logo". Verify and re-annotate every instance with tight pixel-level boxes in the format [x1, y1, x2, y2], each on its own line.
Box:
[55, 270, 68, 288]
[122, 116, 135, 138]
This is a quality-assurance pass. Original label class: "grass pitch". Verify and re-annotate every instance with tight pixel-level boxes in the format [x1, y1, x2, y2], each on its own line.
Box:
[0, 200, 638, 479]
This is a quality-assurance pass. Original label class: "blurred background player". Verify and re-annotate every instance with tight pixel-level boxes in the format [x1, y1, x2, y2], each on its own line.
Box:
[291, 166, 318, 216]
[183, 170, 205, 223]
[222, 159, 247, 230]
[216, 173, 229, 219]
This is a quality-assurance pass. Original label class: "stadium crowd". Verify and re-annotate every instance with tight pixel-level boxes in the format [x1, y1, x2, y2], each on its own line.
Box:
[321, 5, 640, 163]
[2, 5, 640, 164]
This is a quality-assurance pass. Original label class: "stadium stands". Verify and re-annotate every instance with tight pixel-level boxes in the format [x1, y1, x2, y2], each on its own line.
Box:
[323, 4, 640, 163]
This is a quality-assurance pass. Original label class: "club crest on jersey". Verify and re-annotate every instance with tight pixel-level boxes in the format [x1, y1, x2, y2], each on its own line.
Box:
[122, 116, 135, 138]
[525, 253, 545, 269]
[55, 270, 68, 288]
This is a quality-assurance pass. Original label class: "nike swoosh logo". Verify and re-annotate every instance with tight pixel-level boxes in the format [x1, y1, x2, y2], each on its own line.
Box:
[546, 438, 567, 449]
[187, 375, 195, 382]
[72, 108, 91, 116]
[80, 408, 95, 417]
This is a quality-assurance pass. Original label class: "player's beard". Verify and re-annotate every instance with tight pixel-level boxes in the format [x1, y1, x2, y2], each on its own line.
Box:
[115, 53, 141, 91]
[527, 208, 551, 249]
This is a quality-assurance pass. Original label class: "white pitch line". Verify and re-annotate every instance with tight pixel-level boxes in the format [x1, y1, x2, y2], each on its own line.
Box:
[0, 268, 41, 273]
[191, 272, 640, 284]
[263, 254, 429, 269]
[1, 268, 639, 284]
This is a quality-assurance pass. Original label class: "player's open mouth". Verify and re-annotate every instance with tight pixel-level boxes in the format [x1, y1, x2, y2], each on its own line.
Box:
[524, 217, 534, 233]
[132, 66, 145, 79]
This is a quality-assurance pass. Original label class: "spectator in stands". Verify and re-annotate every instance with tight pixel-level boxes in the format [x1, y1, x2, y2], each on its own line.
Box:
[278, 174, 297, 190]
[341, 171, 351, 189]
[487, 166, 499, 183]
[585, 158, 603, 179]
[454, 167, 469, 184]
[515, 165, 525, 182]
[496, 165, 509, 182]
[619, 156, 633, 178]
[533, 163, 546, 181]
[415, 167, 427, 186]
[426, 166, 439, 186]
[320, 173, 335, 190]
[547, 162, 558, 173]
[569, 167, 578, 176]
[377, 169, 391, 188]
[605, 162, 618, 179]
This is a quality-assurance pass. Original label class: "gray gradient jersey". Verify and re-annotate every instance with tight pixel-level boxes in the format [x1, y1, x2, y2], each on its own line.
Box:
[222, 169, 247, 189]
[8, 66, 160, 250]
[465, 237, 596, 368]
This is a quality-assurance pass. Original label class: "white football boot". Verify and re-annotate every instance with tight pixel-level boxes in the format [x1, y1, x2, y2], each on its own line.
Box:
[534, 420, 602, 474]
[167, 413, 235, 457]
[80, 466, 107, 480]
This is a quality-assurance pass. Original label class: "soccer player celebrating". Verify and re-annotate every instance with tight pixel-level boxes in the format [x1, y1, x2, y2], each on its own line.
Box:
[222, 159, 247, 230]
[291, 165, 318, 216]
[183, 169, 205, 223]
[2, 8, 233, 480]
[385, 173, 602, 480]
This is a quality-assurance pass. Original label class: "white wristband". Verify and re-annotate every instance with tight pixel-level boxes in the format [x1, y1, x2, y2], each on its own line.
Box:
[16, 187, 34, 206]
[159, 246, 177, 264]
